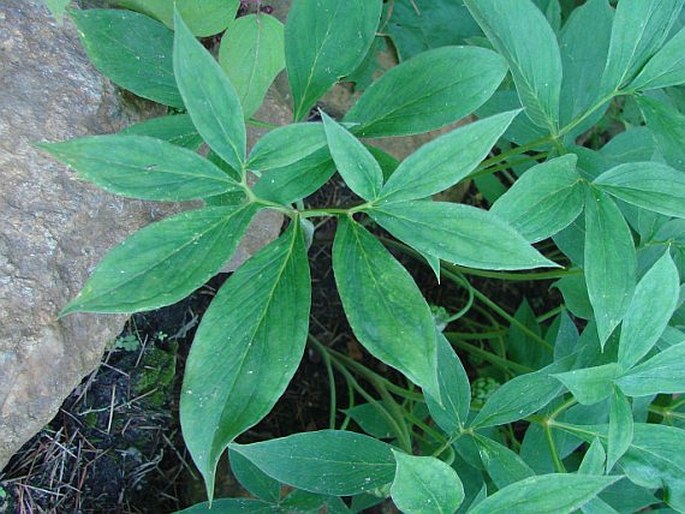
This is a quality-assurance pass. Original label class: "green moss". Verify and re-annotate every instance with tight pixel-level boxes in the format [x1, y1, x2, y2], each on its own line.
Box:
[132, 342, 178, 409]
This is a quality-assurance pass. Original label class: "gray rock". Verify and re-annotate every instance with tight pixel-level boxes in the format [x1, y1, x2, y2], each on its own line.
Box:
[0, 0, 281, 470]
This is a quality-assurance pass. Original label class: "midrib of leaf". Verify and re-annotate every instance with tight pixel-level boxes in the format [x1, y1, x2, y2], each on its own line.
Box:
[212, 227, 300, 455]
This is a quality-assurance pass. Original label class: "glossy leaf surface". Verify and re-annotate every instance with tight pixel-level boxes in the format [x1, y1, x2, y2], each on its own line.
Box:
[174, 12, 246, 172]
[491, 155, 583, 243]
[333, 218, 440, 400]
[371, 201, 556, 271]
[181, 225, 310, 498]
[71, 8, 182, 107]
[38, 135, 237, 201]
[378, 111, 519, 202]
[219, 14, 285, 118]
[230, 430, 395, 496]
[286, 0, 382, 120]
[390, 452, 464, 514]
[344, 46, 507, 137]
[465, 0, 563, 130]
[63, 205, 256, 314]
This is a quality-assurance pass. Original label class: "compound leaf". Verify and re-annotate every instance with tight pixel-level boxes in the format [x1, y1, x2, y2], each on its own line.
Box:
[181, 224, 311, 500]
[344, 46, 507, 137]
[230, 430, 395, 497]
[219, 14, 285, 118]
[62, 205, 256, 314]
[333, 217, 440, 401]
[286, 0, 382, 121]
[464, 0, 563, 131]
[618, 251, 679, 369]
[390, 451, 464, 514]
[370, 200, 556, 271]
[553, 363, 621, 405]
[174, 11, 246, 172]
[584, 188, 636, 346]
[38, 135, 236, 201]
[378, 111, 519, 202]
[629, 26, 685, 91]
[71, 8, 182, 108]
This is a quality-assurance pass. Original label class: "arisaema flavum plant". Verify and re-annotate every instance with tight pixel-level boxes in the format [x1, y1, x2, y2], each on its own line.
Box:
[40, 0, 685, 512]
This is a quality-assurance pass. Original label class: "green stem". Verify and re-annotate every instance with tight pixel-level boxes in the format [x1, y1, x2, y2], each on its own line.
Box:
[318, 343, 338, 429]
[558, 92, 618, 138]
[544, 421, 566, 473]
[445, 335, 533, 374]
[536, 306, 565, 324]
[246, 118, 281, 129]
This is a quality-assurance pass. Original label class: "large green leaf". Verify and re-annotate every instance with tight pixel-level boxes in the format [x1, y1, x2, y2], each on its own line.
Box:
[174, 11, 246, 172]
[176, 498, 277, 513]
[464, 0, 563, 131]
[468, 474, 619, 514]
[558, 0, 613, 127]
[370, 201, 556, 271]
[181, 224, 310, 499]
[120, 114, 202, 150]
[286, 0, 382, 121]
[230, 430, 396, 496]
[332, 218, 440, 400]
[628, 27, 685, 91]
[424, 333, 470, 435]
[70, 9, 182, 107]
[594, 162, 685, 218]
[607, 387, 633, 472]
[377, 111, 519, 202]
[343, 46, 507, 137]
[584, 188, 637, 346]
[491, 155, 583, 243]
[38, 135, 236, 201]
[599, 0, 685, 94]
[228, 449, 281, 503]
[472, 434, 535, 489]
[385, 0, 481, 61]
[62, 205, 256, 314]
[390, 451, 464, 514]
[618, 252, 679, 369]
[638, 96, 685, 171]
[219, 14, 285, 118]
[553, 363, 620, 405]
[616, 341, 685, 396]
[322, 113, 383, 201]
[247, 123, 327, 172]
[117, 0, 238, 36]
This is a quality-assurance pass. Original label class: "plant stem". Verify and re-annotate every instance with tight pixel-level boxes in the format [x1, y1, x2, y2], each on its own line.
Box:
[544, 420, 566, 473]
[444, 335, 533, 374]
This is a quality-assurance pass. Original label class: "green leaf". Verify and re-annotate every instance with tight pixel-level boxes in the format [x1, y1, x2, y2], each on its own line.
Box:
[638, 95, 685, 171]
[181, 224, 310, 499]
[62, 205, 256, 314]
[322, 113, 383, 200]
[37, 135, 237, 201]
[229, 449, 281, 503]
[45, 0, 70, 24]
[607, 387, 633, 472]
[343, 46, 507, 137]
[490, 155, 583, 243]
[385, 0, 481, 61]
[618, 252, 680, 370]
[120, 114, 202, 150]
[390, 451, 464, 514]
[553, 274, 593, 320]
[464, 0, 563, 131]
[471, 363, 566, 428]
[333, 217, 440, 400]
[176, 498, 277, 513]
[286, 0, 382, 121]
[377, 111, 520, 202]
[370, 201, 556, 271]
[425, 333, 470, 435]
[594, 162, 685, 218]
[578, 438, 606, 475]
[473, 434, 535, 489]
[552, 364, 620, 405]
[343, 403, 394, 439]
[247, 122, 328, 172]
[174, 11, 246, 172]
[117, 0, 239, 36]
[230, 430, 396, 496]
[506, 299, 551, 370]
[599, 0, 685, 94]
[70, 8, 182, 108]
[584, 188, 637, 346]
[616, 340, 685, 396]
[279, 490, 351, 514]
[629, 27, 685, 91]
[559, 0, 614, 126]
[468, 474, 620, 514]
[219, 14, 285, 118]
